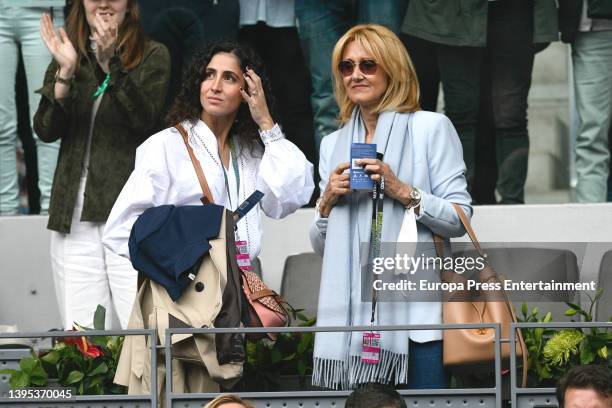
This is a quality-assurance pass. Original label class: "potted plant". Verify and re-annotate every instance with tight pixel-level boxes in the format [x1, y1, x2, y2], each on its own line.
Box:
[519, 289, 612, 387]
[0, 305, 126, 395]
[231, 309, 317, 392]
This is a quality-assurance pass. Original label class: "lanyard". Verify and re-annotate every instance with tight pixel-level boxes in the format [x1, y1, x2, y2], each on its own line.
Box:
[369, 164, 385, 325]
[218, 138, 240, 209]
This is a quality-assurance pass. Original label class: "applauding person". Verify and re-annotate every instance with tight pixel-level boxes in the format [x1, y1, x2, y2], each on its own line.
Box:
[34, 0, 170, 330]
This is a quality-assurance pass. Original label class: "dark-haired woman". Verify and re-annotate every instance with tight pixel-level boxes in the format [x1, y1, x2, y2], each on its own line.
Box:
[103, 40, 314, 270]
[34, 0, 170, 330]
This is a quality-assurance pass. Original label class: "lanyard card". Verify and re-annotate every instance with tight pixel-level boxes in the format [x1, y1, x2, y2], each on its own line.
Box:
[361, 331, 381, 364]
[350, 143, 377, 190]
[235, 240, 252, 271]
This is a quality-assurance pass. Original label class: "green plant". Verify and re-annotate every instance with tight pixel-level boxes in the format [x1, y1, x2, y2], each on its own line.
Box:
[0, 305, 126, 395]
[519, 289, 612, 386]
[238, 308, 316, 391]
[0, 354, 48, 389]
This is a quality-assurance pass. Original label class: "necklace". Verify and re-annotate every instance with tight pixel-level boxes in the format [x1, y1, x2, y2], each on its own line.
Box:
[190, 126, 253, 256]
[192, 128, 222, 168]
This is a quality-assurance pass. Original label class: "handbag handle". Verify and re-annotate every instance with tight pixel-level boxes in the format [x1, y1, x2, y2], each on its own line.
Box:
[175, 123, 214, 205]
[434, 203, 530, 388]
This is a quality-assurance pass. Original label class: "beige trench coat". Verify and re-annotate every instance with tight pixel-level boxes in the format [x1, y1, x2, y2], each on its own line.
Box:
[114, 212, 243, 404]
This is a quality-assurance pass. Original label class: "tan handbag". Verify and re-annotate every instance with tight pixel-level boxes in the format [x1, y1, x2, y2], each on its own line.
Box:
[434, 204, 528, 387]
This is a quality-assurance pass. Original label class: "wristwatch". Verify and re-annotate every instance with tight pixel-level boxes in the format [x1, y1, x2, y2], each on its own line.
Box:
[405, 187, 421, 209]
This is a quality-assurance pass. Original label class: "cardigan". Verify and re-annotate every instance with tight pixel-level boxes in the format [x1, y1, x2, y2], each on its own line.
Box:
[34, 40, 171, 233]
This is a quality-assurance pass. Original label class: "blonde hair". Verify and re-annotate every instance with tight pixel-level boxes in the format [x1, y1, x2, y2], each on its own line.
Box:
[331, 24, 420, 124]
[202, 395, 256, 408]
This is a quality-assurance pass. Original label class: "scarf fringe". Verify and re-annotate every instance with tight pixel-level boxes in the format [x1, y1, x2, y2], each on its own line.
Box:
[312, 357, 348, 390]
[312, 350, 408, 390]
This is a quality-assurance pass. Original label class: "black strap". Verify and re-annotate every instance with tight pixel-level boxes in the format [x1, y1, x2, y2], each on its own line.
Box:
[369, 153, 385, 324]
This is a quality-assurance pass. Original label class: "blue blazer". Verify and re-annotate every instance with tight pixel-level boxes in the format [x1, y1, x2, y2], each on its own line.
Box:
[311, 110, 473, 252]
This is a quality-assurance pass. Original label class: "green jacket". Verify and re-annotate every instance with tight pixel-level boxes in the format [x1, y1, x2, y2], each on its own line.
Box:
[401, 0, 559, 47]
[34, 40, 170, 233]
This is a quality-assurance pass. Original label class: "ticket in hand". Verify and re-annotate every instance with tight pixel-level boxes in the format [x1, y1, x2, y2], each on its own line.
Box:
[350, 143, 377, 190]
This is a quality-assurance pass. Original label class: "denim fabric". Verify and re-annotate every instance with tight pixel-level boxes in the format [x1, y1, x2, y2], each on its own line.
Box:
[406, 340, 448, 389]
[486, 0, 535, 204]
[0, 6, 61, 214]
[432, 0, 535, 204]
[572, 30, 612, 203]
[295, 0, 408, 152]
[437, 44, 483, 188]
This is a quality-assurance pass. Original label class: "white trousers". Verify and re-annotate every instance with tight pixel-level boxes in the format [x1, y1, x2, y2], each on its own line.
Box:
[50, 175, 137, 330]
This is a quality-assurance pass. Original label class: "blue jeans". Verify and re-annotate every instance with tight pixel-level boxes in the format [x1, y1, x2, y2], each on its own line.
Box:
[572, 30, 612, 203]
[295, 0, 408, 152]
[406, 340, 448, 389]
[0, 6, 62, 214]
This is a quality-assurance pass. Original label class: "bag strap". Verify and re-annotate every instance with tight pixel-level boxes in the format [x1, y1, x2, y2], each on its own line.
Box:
[434, 203, 529, 388]
[175, 123, 214, 205]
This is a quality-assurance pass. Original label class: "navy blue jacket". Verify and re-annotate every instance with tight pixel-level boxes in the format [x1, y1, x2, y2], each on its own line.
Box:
[129, 204, 224, 301]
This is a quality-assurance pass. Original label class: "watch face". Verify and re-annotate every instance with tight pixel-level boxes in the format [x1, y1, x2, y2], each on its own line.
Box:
[411, 188, 421, 200]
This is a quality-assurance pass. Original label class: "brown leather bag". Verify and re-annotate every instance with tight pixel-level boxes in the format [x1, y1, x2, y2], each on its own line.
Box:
[434, 204, 528, 387]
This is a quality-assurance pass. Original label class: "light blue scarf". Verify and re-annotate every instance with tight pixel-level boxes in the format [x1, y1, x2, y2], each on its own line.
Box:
[313, 108, 417, 389]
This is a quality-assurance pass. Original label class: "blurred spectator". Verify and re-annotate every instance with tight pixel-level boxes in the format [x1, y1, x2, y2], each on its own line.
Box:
[15, 48, 41, 213]
[238, 0, 318, 178]
[137, 0, 240, 111]
[203, 394, 256, 408]
[345, 383, 407, 408]
[33, 0, 170, 329]
[295, 0, 408, 152]
[0, 0, 65, 215]
[555, 364, 612, 408]
[401, 0, 558, 204]
[559, 0, 612, 203]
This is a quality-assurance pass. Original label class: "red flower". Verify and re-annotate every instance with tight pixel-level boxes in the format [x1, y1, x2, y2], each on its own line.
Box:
[63, 328, 103, 358]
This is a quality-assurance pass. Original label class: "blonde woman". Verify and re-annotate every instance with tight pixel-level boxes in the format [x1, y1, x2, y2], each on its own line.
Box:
[310, 24, 472, 389]
[203, 395, 256, 408]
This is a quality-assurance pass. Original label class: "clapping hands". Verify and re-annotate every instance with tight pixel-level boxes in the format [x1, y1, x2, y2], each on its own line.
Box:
[40, 13, 77, 78]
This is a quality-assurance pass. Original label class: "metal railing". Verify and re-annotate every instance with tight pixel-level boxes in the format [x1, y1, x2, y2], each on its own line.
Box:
[164, 323, 503, 408]
[510, 322, 612, 408]
[0, 329, 157, 407]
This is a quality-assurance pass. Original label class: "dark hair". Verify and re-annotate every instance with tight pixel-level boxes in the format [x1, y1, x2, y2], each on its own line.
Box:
[166, 40, 276, 151]
[556, 365, 612, 407]
[345, 383, 407, 408]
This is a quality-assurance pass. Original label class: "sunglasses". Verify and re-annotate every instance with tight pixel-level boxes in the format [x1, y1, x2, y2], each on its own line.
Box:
[338, 59, 378, 77]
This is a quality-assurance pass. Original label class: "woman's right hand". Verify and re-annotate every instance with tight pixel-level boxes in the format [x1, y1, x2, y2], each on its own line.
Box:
[40, 13, 77, 78]
[318, 162, 351, 218]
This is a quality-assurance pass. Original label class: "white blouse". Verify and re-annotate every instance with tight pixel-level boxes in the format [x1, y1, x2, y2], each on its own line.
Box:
[102, 119, 314, 260]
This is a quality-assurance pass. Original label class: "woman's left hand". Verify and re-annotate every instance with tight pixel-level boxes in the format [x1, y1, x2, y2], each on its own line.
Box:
[240, 67, 274, 131]
[356, 158, 413, 206]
